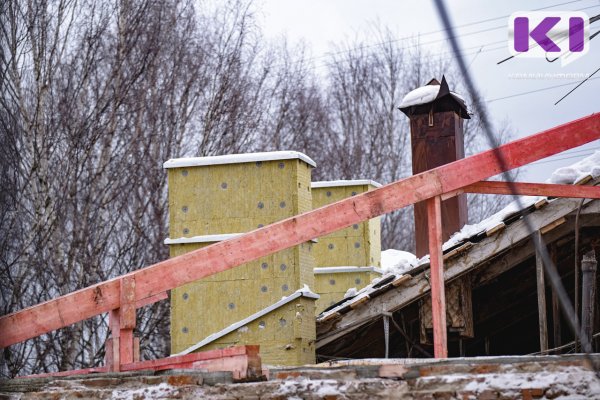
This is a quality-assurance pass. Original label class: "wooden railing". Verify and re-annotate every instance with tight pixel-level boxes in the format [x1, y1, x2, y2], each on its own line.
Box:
[1, 114, 599, 369]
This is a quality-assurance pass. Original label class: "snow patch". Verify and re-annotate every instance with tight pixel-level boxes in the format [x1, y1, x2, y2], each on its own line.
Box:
[548, 150, 600, 185]
[443, 196, 542, 250]
[399, 84, 466, 108]
[399, 85, 439, 108]
[381, 249, 418, 274]
[344, 287, 357, 299]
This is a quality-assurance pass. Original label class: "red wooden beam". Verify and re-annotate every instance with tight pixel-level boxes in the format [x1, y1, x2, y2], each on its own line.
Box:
[427, 196, 448, 358]
[120, 345, 261, 380]
[443, 181, 600, 200]
[1, 114, 599, 348]
[18, 346, 260, 379]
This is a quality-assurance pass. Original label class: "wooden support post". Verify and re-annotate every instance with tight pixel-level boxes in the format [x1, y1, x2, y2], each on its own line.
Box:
[581, 250, 597, 347]
[106, 277, 137, 372]
[534, 231, 549, 352]
[119, 276, 136, 366]
[427, 196, 448, 358]
[550, 245, 561, 351]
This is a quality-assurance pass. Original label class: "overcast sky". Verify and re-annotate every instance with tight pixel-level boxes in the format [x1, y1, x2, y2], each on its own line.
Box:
[257, 0, 600, 182]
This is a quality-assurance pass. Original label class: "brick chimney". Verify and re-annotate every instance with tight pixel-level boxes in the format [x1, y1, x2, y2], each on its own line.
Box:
[399, 76, 469, 257]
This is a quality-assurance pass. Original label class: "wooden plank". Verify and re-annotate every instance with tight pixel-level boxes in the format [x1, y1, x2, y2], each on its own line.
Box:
[575, 174, 593, 185]
[462, 181, 600, 199]
[120, 329, 135, 367]
[105, 337, 119, 372]
[534, 231, 549, 352]
[120, 277, 136, 330]
[539, 217, 566, 235]
[119, 346, 258, 371]
[134, 291, 168, 309]
[443, 242, 473, 260]
[317, 196, 594, 348]
[2, 114, 599, 348]
[485, 222, 505, 237]
[134, 337, 140, 363]
[392, 275, 412, 287]
[427, 196, 448, 358]
[18, 367, 108, 379]
[349, 295, 370, 309]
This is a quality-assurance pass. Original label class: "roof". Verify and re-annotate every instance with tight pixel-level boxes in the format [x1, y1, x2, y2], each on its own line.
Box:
[163, 151, 317, 169]
[316, 152, 600, 348]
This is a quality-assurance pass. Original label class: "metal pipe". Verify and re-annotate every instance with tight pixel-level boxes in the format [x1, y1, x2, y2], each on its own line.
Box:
[581, 250, 597, 348]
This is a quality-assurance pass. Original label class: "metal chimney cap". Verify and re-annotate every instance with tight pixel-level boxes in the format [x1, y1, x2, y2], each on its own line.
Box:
[398, 76, 470, 119]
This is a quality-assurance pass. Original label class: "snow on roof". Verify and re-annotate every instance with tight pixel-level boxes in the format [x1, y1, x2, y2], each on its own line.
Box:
[174, 285, 319, 356]
[547, 150, 600, 185]
[380, 249, 418, 275]
[164, 233, 242, 244]
[398, 85, 466, 108]
[311, 180, 383, 188]
[443, 150, 600, 250]
[163, 151, 317, 169]
[442, 195, 543, 251]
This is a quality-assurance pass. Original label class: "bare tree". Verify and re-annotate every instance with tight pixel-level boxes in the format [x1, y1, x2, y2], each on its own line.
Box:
[0, 2, 516, 377]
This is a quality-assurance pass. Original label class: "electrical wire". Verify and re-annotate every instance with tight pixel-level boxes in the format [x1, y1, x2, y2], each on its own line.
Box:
[528, 150, 600, 166]
[487, 76, 600, 103]
[280, 1, 597, 72]
[433, 0, 596, 370]
[555, 64, 600, 104]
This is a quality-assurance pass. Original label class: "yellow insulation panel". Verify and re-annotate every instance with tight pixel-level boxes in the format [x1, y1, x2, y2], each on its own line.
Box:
[311, 183, 381, 268]
[196, 297, 316, 366]
[168, 157, 316, 365]
[169, 238, 316, 355]
[168, 159, 313, 236]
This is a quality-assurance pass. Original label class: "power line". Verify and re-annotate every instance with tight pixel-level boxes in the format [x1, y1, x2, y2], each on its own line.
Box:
[529, 150, 600, 166]
[286, 1, 596, 71]
[487, 76, 600, 103]
[555, 64, 600, 104]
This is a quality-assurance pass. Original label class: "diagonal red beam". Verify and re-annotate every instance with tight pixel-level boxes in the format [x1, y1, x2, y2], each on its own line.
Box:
[1, 113, 599, 348]
[443, 181, 600, 200]
[462, 181, 600, 198]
